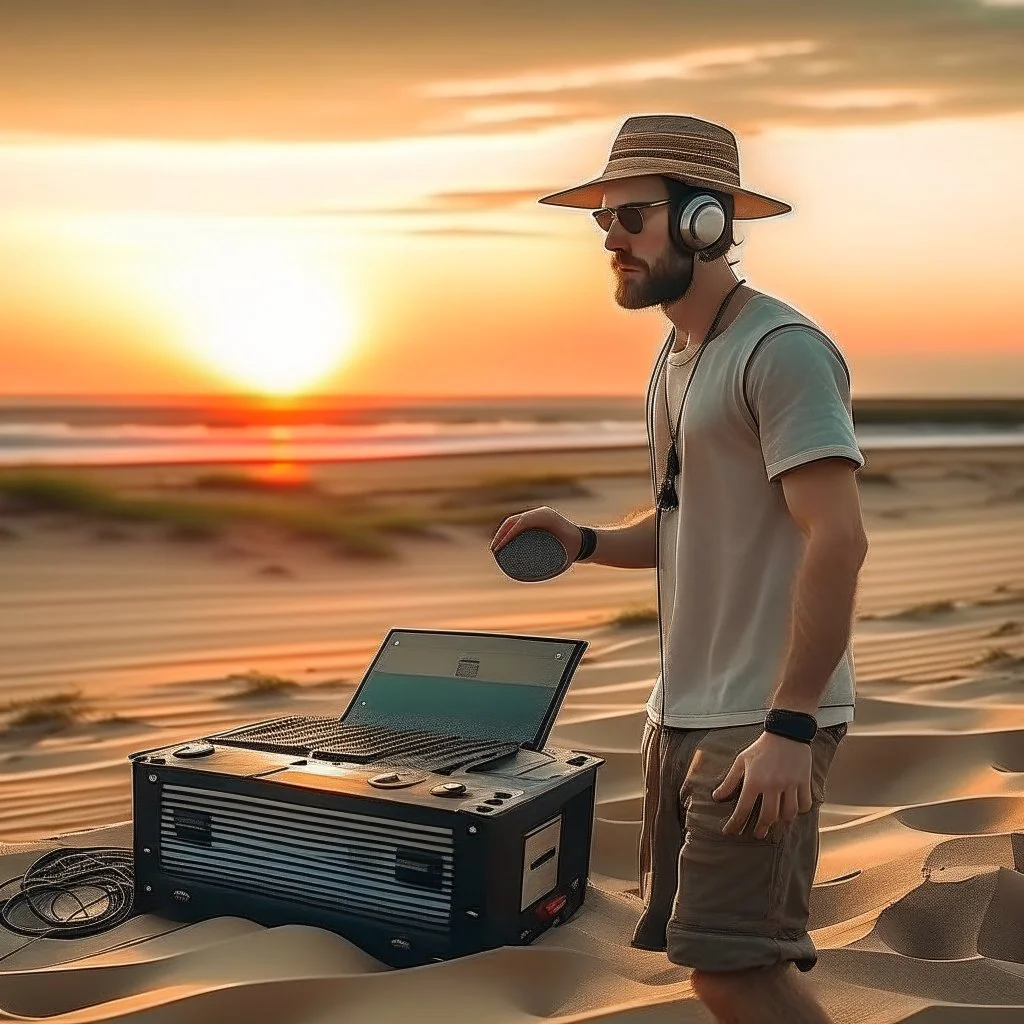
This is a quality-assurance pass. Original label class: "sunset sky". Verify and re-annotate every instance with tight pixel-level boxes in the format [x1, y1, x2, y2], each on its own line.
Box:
[1, 0, 1023, 399]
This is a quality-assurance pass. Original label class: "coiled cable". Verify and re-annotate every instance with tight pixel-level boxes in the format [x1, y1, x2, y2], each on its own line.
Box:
[0, 847, 134, 950]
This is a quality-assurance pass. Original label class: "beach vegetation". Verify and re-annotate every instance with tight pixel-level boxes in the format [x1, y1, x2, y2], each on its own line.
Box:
[898, 599, 958, 617]
[0, 690, 90, 732]
[224, 670, 299, 698]
[860, 599, 957, 621]
[0, 472, 439, 559]
[988, 621, 1021, 638]
[193, 470, 316, 492]
[610, 604, 659, 627]
[975, 647, 1024, 670]
[436, 473, 591, 508]
[0, 468, 607, 560]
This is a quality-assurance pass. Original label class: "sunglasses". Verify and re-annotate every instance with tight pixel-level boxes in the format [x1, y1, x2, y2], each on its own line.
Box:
[591, 199, 670, 234]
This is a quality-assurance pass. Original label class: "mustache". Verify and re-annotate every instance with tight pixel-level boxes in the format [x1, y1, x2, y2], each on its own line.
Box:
[612, 258, 646, 272]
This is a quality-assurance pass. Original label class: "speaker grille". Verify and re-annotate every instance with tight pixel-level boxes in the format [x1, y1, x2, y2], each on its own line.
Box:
[494, 528, 569, 582]
[158, 783, 455, 932]
[206, 716, 517, 773]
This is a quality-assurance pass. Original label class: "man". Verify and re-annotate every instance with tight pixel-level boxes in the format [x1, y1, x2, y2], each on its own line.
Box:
[490, 115, 868, 1023]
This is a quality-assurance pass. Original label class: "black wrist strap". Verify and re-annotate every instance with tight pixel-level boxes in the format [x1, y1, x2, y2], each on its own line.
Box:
[574, 526, 597, 562]
[764, 708, 817, 744]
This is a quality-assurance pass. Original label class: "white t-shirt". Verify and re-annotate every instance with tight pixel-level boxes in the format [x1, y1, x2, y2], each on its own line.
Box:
[645, 292, 865, 729]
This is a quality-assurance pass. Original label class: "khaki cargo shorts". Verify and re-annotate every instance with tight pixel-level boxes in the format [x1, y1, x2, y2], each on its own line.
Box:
[630, 718, 847, 973]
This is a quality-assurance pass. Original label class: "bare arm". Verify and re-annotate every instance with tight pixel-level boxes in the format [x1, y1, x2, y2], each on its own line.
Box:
[577, 506, 657, 569]
[769, 459, 868, 715]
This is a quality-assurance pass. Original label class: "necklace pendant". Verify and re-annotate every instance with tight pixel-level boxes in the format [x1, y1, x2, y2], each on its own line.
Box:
[657, 479, 678, 512]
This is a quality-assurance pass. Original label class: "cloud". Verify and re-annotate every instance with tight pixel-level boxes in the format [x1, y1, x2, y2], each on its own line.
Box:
[0, 1, 1022, 140]
[774, 87, 949, 112]
[426, 189, 548, 211]
[398, 227, 552, 237]
[300, 188, 551, 217]
[419, 42, 819, 98]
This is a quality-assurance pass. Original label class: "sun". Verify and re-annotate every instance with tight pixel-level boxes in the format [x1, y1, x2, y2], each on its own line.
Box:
[172, 238, 357, 395]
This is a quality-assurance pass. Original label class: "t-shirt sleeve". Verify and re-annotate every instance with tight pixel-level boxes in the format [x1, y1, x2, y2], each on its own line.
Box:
[743, 326, 865, 483]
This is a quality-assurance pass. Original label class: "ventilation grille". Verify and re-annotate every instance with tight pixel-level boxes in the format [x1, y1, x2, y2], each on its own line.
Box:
[205, 716, 517, 774]
[159, 783, 455, 932]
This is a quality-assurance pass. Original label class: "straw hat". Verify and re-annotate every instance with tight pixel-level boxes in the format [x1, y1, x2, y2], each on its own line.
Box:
[538, 114, 791, 220]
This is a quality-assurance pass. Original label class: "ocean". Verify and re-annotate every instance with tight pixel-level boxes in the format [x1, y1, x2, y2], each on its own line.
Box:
[1, 397, 1022, 467]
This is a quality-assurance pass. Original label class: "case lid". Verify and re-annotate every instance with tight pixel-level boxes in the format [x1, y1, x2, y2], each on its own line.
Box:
[340, 628, 588, 751]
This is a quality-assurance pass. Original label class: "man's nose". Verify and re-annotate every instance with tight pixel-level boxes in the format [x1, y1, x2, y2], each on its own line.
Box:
[603, 220, 630, 254]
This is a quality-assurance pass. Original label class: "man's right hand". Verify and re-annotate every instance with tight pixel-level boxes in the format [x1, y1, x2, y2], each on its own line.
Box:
[489, 506, 585, 562]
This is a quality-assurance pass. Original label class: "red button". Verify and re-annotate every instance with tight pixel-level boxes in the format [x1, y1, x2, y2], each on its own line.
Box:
[537, 894, 567, 919]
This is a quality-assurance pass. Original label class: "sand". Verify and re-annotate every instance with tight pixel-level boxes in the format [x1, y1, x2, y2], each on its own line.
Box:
[1, 442, 1024, 1022]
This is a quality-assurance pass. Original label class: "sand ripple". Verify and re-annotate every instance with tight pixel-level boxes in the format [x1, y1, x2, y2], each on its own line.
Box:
[3, 447, 1024, 1020]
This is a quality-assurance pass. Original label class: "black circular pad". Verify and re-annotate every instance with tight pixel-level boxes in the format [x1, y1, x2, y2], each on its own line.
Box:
[494, 527, 571, 582]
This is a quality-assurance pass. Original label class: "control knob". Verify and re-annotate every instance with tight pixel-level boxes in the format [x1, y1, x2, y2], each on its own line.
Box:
[431, 782, 467, 797]
[173, 742, 215, 759]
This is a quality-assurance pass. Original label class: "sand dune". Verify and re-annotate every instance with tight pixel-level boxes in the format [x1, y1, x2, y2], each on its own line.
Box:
[2, 444, 1024, 1022]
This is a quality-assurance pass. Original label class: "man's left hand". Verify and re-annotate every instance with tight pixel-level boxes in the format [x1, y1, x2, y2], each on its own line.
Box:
[712, 731, 814, 838]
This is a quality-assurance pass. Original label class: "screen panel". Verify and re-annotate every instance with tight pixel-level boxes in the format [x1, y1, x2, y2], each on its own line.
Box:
[342, 629, 588, 749]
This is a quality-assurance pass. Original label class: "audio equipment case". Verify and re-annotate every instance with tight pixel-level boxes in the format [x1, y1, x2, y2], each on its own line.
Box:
[129, 628, 604, 967]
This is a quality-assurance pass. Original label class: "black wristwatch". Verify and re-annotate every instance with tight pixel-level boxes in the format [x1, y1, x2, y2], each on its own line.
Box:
[763, 708, 817, 744]
[574, 526, 597, 562]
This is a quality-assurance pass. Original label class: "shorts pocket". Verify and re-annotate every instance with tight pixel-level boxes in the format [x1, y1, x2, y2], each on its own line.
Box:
[680, 725, 784, 843]
[676, 728, 787, 930]
[674, 828, 783, 930]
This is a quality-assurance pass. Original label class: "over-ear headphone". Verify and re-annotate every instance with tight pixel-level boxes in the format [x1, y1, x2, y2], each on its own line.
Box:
[668, 192, 727, 253]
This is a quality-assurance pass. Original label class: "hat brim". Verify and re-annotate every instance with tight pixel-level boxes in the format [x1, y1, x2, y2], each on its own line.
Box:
[538, 168, 792, 220]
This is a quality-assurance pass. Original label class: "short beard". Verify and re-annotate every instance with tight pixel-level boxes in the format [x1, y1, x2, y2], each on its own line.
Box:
[614, 246, 694, 309]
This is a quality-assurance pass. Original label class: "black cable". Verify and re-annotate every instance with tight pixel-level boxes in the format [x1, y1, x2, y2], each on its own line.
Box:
[0, 847, 135, 955]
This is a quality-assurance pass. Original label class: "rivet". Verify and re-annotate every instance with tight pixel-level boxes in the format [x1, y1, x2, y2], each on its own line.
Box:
[142, 847, 152, 855]
[468, 826, 478, 834]
[147, 774, 158, 783]
[144, 884, 153, 893]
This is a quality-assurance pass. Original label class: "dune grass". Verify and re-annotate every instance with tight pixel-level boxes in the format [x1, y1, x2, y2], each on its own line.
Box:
[95, 713, 142, 727]
[977, 587, 1024, 608]
[609, 604, 659, 627]
[192, 470, 316, 492]
[437, 473, 592, 509]
[0, 469, 585, 559]
[0, 690, 90, 732]
[860, 599, 959, 622]
[989, 621, 1021, 638]
[975, 647, 1024, 670]
[0, 473, 227, 536]
[897, 599, 958, 617]
[0, 472, 436, 558]
[223, 670, 299, 699]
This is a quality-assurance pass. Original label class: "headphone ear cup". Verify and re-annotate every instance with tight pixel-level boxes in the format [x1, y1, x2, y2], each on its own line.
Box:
[677, 195, 726, 251]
